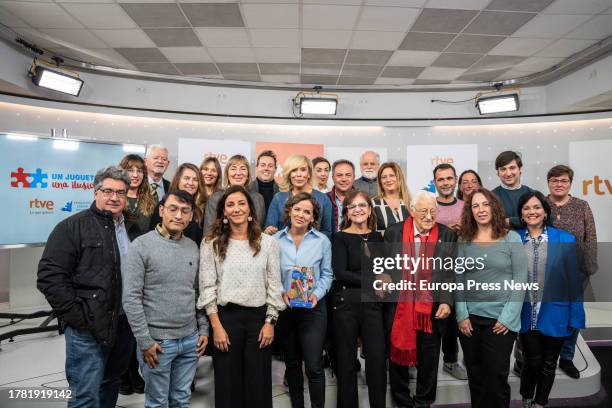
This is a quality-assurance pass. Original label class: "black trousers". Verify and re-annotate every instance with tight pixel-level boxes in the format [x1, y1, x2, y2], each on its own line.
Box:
[331, 287, 387, 408]
[441, 316, 459, 363]
[212, 304, 272, 408]
[278, 298, 327, 408]
[520, 330, 565, 406]
[389, 326, 443, 408]
[459, 314, 517, 408]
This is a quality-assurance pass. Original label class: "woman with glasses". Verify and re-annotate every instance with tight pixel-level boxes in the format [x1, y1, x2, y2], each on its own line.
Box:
[455, 188, 527, 408]
[457, 170, 482, 201]
[119, 154, 155, 233]
[265, 155, 333, 238]
[204, 154, 266, 234]
[545, 165, 597, 379]
[273, 192, 332, 408]
[332, 189, 386, 408]
[200, 156, 223, 198]
[516, 190, 585, 408]
[198, 185, 285, 408]
[371, 162, 412, 234]
[149, 163, 206, 244]
[117, 155, 153, 396]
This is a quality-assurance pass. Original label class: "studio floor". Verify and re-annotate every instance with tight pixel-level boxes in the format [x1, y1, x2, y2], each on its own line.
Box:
[0, 311, 609, 408]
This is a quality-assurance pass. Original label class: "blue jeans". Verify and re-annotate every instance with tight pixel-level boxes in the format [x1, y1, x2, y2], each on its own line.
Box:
[65, 314, 134, 408]
[560, 328, 580, 361]
[137, 332, 199, 408]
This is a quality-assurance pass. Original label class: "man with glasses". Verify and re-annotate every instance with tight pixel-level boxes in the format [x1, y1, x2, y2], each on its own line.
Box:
[123, 189, 209, 407]
[144, 144, 170, 203]
[38, 166, 142, 408]
[546, 165, 598, 379]
[249, 150, 279, 213]
[383, 191, 457, 408]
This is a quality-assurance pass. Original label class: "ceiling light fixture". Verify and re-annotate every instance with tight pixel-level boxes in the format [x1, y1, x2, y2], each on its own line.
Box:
[476, 93, 520, 115]
[293, 87, 338, 117]
[29, 59, 84, 96]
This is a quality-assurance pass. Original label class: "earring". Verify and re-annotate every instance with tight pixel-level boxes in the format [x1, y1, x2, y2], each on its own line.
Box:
[222, 218, 228, 224]
[247, 216, 253, 222]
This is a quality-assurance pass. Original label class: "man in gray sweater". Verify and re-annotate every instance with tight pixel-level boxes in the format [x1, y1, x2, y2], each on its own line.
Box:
[123, 190, 209, 408]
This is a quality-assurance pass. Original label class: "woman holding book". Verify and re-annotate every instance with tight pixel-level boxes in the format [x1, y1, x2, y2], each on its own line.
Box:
[273, 192, 333, 408]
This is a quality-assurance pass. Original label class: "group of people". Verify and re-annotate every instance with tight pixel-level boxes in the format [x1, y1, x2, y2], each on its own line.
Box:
[37, 145, 596, 408]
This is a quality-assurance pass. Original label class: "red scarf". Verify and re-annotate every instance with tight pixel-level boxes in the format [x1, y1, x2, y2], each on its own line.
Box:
[389, 217, 438, 366]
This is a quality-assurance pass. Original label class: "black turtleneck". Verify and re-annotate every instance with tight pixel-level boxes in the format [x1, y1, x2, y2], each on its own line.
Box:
[258, 178, 275, 211]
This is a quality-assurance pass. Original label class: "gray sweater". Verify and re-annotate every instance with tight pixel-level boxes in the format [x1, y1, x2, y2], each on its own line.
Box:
[123, 230, 209, 351]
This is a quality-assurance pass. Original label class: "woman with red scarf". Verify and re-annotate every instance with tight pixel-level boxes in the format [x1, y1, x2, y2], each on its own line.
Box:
[383, 191, 458, 408]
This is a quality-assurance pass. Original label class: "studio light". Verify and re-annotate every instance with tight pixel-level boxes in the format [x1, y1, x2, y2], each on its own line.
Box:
[300, 98, 338, 115]
[31, 64, 84, 97]
[476, 93, 519, 115]
[293, 88, 339, 117]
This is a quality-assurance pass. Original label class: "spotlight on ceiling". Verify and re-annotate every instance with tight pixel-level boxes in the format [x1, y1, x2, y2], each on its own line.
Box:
[476, 93, 519, 115]
[293, 87, 338, 117]
[30, 61, 84, 97]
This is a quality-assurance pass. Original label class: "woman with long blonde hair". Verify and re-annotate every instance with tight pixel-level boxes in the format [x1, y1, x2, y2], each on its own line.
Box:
[264, 154, 333, 238]
[372, 162, 412, 233]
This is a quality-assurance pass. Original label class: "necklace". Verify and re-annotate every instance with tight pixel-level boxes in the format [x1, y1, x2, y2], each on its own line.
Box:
[359, 232, 371, 257]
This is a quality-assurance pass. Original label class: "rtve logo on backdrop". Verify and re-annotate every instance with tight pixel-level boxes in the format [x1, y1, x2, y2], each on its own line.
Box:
[582, 176, 612, 196]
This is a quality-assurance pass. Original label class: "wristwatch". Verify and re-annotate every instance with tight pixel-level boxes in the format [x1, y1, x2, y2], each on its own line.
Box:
[265, 315, 278, 326]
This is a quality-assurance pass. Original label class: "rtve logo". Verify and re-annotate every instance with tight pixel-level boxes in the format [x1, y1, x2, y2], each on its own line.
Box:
[582, 176, 612, 196]
[29, 198, 54, 210]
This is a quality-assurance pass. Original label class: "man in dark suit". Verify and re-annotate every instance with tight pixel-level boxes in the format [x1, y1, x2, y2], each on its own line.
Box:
[383, 191, 457, 408]
[144, 144, 170, 203]
[249, 150, 279, 213]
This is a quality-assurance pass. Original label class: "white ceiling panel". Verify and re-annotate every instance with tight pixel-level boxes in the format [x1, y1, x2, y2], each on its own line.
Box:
[254, 47, 300, 63]
[302, 5, 361, 30]
[350, 31, 406, 50]
[92, 29, 156, 48]
[242, 4, 299, 29]
[387, 50, 441, 66]
[195, 28, 251, 48]
[207, 47, 257, 62]
[249, 29, 299, 48]
[565, 14, 612, 39]
[356, 6, 420, 32]
[302, 29, 352, 48]
[159, 46, 213, 63]
[490, 37, 554, 57]
[1, 1, 83, 29]
[512, 14, 592, 39]
[61, 3, 138, 29]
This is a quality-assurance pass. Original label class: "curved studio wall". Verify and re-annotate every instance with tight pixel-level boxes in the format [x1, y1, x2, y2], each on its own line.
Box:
[0, 36, 611, 313]
[1, 93, 611, 314]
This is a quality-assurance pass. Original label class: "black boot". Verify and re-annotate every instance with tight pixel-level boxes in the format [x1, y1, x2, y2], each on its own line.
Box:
[559, 359, 580, 379]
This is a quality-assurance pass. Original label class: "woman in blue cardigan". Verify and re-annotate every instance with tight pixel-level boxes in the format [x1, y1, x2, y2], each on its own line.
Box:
[516, 191, 585, 408]
[264, 154, 333, 238]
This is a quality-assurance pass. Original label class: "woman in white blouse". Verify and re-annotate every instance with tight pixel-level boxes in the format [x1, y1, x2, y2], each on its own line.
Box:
[198, 185, 285, 408]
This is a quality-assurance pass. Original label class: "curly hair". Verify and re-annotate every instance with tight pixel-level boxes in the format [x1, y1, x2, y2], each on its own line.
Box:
[458, 188, 509, 242]
[282, 192, 320, 231]
[206, 185, 262, 262]
[118, 155, 155, 217]
[340, 189, 377, 231]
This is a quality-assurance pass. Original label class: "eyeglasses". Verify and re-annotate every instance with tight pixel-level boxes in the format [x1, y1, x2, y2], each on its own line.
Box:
[126, 169, 144, 175]
[97, 188, 127, 198]
[347, 202, 369, 211]
[414, 208, 437, 217]
[548, 178, 571, 185]
[164, 205, 192, 216]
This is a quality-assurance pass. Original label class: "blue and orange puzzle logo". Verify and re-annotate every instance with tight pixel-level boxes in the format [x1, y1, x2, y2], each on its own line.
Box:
[10, 168, 48, 188]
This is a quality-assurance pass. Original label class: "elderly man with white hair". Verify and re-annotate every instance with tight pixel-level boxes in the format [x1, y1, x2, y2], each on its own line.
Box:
[383, 191, 458, 408]
[353, 150, 380, 198]
[144, 144, 170, 202]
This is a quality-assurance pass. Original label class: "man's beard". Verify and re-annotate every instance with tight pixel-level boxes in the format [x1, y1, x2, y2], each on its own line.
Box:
[362, 170, 377, 180]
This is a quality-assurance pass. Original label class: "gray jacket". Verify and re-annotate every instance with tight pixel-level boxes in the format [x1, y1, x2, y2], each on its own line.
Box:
[353, 176, 379, 198]
[203, 189, 266, 234]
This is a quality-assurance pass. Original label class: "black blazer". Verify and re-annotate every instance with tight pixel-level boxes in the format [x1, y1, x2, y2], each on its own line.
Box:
[383, 220, 458, 307]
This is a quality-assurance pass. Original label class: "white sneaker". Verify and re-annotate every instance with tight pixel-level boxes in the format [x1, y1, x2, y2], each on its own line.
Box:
[443, 362, 468, 380]
[522, 398, 533, 408]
